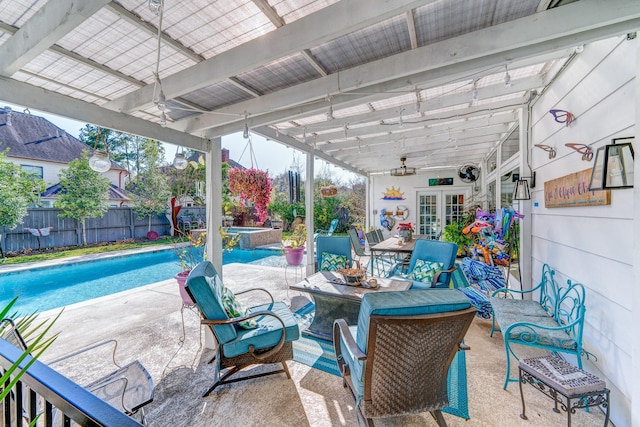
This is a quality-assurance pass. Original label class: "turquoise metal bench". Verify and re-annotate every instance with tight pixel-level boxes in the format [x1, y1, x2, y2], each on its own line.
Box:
[490, 264, 586, 389]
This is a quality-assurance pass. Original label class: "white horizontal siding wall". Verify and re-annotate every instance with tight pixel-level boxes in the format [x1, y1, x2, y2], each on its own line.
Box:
[369, 168, 474, 237]
[529, 35, 636, 427]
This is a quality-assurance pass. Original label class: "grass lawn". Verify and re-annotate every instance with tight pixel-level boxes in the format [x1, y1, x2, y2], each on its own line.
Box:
[1, 236, 178, 265]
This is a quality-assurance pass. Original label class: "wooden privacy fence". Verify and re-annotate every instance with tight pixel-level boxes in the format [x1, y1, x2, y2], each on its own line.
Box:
[0, 207, 206, 252]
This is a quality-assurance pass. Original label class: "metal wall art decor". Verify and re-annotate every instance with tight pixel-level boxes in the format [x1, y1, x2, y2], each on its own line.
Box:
[565, 143, 594, 161]
[549, 109, 576, 126]
[534, 144, 557, 159]
[382, 186, 405, 200]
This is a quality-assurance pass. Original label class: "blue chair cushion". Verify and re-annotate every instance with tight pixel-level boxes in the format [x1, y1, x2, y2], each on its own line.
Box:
[321, 252, 348, 271]
[222, 301, 300, 358]
[355, 290, 471, 354]
[186, 262, 237, 344]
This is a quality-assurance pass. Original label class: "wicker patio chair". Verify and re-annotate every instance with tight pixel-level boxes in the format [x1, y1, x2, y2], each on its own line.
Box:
[185, 261, 300, 397]
[333, 290, 475, 426]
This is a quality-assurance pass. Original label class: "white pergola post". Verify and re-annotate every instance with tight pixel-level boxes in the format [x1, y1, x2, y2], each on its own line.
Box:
[203, 137, 221, 350]
[305, 151, 315, 276]
[631, 36, 640, 427]
[518, 107, 532, 292]
[206, 137, 223, 276]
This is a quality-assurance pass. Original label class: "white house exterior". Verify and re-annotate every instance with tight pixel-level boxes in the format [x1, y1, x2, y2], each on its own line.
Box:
[0, 107, 131, 207]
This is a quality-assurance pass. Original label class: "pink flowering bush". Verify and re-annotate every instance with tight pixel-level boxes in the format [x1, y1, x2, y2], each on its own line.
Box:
[227, 168, 272, 223]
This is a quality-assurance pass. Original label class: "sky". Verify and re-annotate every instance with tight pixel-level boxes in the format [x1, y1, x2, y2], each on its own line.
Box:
[1, 100, 359, 183]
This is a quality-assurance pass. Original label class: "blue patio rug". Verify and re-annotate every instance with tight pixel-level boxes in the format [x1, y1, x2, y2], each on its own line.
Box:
[291, 301, 470, 420]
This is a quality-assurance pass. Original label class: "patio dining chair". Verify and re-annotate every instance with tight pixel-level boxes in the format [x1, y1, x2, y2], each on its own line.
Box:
[333, 289, 476, 426]
[389, 239, 459, 290]
[185, 261, 300, 396]
[313, 218, 339, 240]
[316, 235, 358, 272]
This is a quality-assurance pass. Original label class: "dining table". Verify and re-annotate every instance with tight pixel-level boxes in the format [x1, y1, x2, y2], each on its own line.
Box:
[368, 235, 427, 275]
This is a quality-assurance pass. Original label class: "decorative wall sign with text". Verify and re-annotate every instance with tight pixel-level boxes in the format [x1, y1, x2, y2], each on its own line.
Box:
[544, 169, 610, 208]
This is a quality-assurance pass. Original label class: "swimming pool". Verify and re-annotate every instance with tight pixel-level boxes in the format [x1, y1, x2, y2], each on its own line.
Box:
[0, 248, 280, 315]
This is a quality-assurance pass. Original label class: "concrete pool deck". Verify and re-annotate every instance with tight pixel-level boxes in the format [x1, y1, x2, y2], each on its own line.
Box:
[8, 254, 610, 427]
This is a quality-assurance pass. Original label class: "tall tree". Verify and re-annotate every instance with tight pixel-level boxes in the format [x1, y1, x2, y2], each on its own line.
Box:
[55, 152, 111, 246]
[79, 125, 165, 179]
[0, 150, 45, 256]
[130, 140, 171, 232]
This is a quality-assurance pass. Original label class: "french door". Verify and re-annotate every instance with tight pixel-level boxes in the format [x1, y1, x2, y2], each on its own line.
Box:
[417, 190, 468, 239]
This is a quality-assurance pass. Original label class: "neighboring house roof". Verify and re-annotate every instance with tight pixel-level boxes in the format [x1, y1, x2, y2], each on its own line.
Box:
[0, 106, 126, 171]
[186, 151, 244, 170]
[42, 183, 132, 203]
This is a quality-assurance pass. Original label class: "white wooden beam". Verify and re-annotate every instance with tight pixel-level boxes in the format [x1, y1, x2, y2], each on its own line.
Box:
[227, 77, 262, 97]
[176, 0, 640, 137]
[406, 10, 419, 49]
[292, 76, 541, 140]
[104, 0, 436, 113]
[301, 49, 329, 77]
[105, 1, 204, 64]
[0, 0, 110, 76]
[0, 76, 209, 152]
[251, 0, 285, 28]
[251, 126, 366, 176]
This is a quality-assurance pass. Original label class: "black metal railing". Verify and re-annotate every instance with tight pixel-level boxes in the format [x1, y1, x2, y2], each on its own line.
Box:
[0, 340, 142, 426]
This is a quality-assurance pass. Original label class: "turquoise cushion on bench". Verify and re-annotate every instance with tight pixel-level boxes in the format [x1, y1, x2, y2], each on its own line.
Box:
[493, 310, 577, 350]
[490, 297, 551, 317]
[222, 301, 300, 358]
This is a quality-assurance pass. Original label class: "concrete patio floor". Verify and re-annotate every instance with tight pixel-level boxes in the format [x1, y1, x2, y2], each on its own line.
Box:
[35, 261, 611, 427]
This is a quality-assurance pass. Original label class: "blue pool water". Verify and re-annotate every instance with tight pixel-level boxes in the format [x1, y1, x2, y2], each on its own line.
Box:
[0, 248, 279, 315]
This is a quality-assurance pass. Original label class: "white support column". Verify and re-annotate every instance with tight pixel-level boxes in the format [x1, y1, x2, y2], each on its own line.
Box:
[518, 106, 532, 292]
[631, 35, 640, 427]
[204, 137, 220, 350]
[305, 152, 315, 276]
[365, 176, 371, 230]
[206, 138, 222, 275]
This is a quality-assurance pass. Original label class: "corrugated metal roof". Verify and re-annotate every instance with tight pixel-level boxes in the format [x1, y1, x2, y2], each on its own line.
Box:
[0, 0, 637, 175]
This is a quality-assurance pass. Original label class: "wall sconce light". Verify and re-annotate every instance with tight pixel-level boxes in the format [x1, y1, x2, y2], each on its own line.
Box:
[534, 144, 556, 159]
[89, 129, 111, 173]
[512, 172, 536, 200]
[549, 109, 575, 126]
[173, 146, 189, 170]
[589, 137, 635, 190]
[565, 143, 594, 161]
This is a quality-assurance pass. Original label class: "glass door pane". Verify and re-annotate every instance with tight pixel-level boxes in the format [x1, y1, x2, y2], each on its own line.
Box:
[444, 193, 465, 227]
[418, 194, 439, 239]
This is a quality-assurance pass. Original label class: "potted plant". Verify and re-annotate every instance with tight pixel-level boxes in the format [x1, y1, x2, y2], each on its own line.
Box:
[282, 223, 306, 266]
[174, 231, 207, 306]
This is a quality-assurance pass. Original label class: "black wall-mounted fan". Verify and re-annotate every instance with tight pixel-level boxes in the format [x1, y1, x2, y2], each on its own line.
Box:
[458, 165, 480, 183]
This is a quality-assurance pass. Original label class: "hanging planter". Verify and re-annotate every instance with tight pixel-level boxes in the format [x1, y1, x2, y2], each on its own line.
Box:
[228, 168, 272, 224]
[320, 185, 338, 197]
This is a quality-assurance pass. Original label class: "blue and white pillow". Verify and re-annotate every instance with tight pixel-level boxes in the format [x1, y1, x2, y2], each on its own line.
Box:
[410, 259, 444, 284]
[321, 252, 348, 271]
